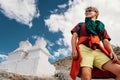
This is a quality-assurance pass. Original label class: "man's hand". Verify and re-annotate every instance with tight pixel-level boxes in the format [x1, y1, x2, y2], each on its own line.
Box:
[110, 52, 119, 63]
[103, 39, 119, 63]
[72, 49, 78, 60]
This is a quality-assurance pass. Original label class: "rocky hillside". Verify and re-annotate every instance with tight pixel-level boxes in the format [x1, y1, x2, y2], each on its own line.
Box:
[53, 56, 72, 80]
[0, 46, 120, 80]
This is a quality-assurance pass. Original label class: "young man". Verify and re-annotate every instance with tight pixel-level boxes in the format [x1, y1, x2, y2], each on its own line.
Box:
[70, 6, 120, 80]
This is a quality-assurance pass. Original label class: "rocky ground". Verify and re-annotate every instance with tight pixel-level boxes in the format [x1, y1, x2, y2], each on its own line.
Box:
[0, 45, 120, 80]
[0, 70, 69, 80]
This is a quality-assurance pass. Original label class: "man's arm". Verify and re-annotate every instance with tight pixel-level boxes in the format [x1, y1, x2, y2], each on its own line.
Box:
[71, 32, 78, 59]
[103, 39, 119, 62]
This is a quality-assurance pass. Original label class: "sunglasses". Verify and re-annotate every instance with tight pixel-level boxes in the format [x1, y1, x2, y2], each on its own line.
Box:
[85, 10, 95, 13]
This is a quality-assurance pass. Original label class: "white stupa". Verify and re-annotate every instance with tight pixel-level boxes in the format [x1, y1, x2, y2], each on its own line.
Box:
[0, 40, 56, 77]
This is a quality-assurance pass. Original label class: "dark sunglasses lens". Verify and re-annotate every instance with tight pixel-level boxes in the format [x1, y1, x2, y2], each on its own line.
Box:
[86, 10, 92, 12]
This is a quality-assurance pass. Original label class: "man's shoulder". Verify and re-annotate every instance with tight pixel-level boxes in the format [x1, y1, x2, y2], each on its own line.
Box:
[78, 22, 85, 28]
[79, 22, 84, 25]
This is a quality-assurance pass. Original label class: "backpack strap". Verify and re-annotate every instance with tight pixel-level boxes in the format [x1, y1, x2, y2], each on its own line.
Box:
[77, 22, 84, 36]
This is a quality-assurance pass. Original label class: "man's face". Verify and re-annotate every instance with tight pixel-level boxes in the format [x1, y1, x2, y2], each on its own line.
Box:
[85, 9, 97, 19]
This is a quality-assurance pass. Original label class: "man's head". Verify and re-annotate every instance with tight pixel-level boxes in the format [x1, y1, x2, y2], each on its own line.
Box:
[85, 6, 99, 19]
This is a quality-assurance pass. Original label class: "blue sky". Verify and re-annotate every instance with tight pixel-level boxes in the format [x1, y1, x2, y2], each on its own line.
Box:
[0, 0, 69, 62]
[0, 0, 67, 53]
[0, 0, 120, 63]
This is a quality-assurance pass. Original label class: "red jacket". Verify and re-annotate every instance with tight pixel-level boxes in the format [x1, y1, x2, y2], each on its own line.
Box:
[70, 35, 120, 80]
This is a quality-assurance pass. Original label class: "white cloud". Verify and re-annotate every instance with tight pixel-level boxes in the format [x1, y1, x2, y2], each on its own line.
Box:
[0, 0, 40, 28]
[54, 48, 69, 57]
[56, 38, 63, 46]
[58, 4, 67, 8]
[0, 54, 8, 62]
[45, 0, 86, 48]
[32, 35, 40, 40]
[49, 48, 70, 61]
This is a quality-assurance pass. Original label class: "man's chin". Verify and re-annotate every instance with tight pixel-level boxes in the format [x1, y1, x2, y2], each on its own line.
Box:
[86, 16, 91, 18]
